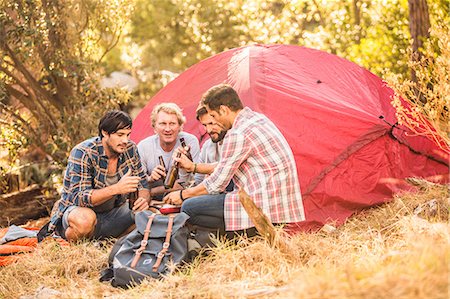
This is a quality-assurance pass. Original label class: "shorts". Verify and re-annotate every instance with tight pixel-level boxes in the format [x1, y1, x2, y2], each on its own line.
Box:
[61, 203, 134, 240]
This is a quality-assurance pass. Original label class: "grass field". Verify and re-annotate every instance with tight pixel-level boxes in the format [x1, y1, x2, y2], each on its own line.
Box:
[0, 181, 448, 299]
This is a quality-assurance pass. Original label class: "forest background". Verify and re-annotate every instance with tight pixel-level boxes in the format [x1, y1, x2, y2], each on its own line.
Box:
[0, 0, 448, 200]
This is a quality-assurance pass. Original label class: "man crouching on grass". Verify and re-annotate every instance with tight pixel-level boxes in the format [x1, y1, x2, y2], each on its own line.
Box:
[43, 110, 150, 242]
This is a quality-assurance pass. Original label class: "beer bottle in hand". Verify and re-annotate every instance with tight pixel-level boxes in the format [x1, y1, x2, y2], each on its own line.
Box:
[158, 155, 166, 173]
[164, 152, 181, 189]
[128, 189, 138, 210]
[180, 137, 193, 161]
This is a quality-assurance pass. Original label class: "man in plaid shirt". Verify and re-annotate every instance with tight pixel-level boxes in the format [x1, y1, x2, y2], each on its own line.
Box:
[42, 111, 150, 242]
[164, 84, 305, 233]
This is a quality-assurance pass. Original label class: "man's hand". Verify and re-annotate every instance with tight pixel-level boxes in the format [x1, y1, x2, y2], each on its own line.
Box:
[163, 190, 183, 206]
[115, 169, 141, 194]
[173, 147, 194, 172]
[150, 164, 166, 181]
[131, 197, 149, 212]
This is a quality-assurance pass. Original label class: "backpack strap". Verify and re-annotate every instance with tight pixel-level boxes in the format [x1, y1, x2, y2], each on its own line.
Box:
[131, 214, 156, 268]
[152, 214, 175, 272]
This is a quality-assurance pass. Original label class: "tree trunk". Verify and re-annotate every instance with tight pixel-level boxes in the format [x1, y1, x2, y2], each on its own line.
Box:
[0, 186, 58, 227]
[353, 0, 361, 44]
[408, 0, 431, 82]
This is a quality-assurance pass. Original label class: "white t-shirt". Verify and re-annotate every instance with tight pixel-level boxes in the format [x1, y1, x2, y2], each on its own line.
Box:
[194, 138, 222, 185]
[137, 132, 200, 186]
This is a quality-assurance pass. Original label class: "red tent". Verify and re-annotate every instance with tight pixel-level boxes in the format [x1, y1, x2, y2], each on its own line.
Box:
[131, 44, 449, 231]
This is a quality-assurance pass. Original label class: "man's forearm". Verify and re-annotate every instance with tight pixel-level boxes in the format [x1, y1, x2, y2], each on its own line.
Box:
[90, 185, 120, 206]
[151, 183, 182, 196]
[193, 162, 217, 175]
[183, 183, 208, 199]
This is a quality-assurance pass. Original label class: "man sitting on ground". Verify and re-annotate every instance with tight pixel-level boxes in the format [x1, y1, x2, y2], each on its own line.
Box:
[176, 104, 233, 191]
[163, 84, 305, 235]
[46, 110, 150, 242]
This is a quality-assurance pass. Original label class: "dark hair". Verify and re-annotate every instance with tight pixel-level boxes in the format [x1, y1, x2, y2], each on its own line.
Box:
[195, 105, 208, 120]
[98, 110, 132, 138]
[201, 84, 243, 112]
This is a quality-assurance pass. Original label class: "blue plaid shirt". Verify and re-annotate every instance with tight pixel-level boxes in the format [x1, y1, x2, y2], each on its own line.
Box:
[48, 137, 149, 232]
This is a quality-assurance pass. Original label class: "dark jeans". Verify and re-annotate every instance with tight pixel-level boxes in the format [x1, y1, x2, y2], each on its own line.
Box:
[181, 193, 258, 239]
[60, 203, 134, 240]
[181, 194, 226, 230]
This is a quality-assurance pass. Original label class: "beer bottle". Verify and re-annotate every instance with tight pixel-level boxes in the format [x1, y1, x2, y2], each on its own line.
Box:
[164, 152, 181, 189]
[158, 155, 166, 170]
[158, 155, 166, 181]
[180, 137, 193, 161]
[128, 189, 138, 210]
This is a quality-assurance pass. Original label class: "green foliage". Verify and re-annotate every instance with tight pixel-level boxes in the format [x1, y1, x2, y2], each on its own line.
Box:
[0, 0, 134, 166]
[0, 106, 29, 163]
[324, 0, 410, 76]
[128, 0, 448, 78]
[127, 0, 403, 76]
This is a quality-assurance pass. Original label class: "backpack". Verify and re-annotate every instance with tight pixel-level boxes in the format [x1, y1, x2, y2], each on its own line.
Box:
[102, 210, 190, 288]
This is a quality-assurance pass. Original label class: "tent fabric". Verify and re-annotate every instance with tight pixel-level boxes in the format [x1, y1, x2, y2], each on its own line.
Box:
[131, 44, 449, 231]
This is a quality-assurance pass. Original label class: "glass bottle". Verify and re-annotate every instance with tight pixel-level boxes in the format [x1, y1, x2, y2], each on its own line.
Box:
[128, 189, 138, 210]
[158, 155, 166, 170]
[164, 152, 181, 189]
[180, 137, 192, 161]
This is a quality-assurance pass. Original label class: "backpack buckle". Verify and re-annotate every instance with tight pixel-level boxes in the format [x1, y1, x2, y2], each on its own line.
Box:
[162, 242, 170, 249]
[141, 240, 148, 246]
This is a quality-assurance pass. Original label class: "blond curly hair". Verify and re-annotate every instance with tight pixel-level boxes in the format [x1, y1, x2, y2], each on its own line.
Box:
[151, 102, 186, 128]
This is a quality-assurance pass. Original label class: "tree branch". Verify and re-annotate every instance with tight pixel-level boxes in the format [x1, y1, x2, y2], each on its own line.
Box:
[98, 26, 123, 63]
[0, 65, 35, 100]
[0, 103, 50, 158]
[0, 102, 41, 143]
[4, 85, 40, 118]
[238, 188, 290, 251]
[4, 83, 58, 129]
[3, 43, 64, 111]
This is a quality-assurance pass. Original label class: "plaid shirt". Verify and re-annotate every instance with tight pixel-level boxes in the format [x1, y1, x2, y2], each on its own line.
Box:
[48, 137, 148, 232]
[203, 107, 305, 231]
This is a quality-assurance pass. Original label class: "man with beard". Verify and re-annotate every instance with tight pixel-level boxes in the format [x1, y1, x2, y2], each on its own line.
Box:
[175, 105, 232, 190]
[164, 84, 305, 234]
[46, 110, 150, 242]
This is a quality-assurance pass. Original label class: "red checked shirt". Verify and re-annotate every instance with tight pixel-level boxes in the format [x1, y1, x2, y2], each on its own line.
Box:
[203, 107, 305, 231]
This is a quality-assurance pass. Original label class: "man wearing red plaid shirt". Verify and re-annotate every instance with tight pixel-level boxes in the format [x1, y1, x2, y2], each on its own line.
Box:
[164, 84, 305, 234]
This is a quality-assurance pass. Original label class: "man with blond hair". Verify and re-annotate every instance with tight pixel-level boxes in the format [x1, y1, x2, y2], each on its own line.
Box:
[137, 103, 200, 198]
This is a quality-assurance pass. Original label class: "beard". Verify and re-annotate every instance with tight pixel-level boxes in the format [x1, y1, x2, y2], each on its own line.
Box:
[211, 129, 227, 143]
[105, 140, 126, 157]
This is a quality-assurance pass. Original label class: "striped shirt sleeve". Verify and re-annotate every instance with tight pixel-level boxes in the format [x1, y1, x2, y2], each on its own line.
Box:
[130, 144, 149, 190]
[66, 147, 95, 207]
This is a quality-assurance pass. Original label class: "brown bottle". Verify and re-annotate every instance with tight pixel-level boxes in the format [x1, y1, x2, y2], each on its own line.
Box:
[158, 155, 166, 170]
[164, 152, 180, 189]
[128, 189, 138, 210]
[158, 155, 167, 186]
[180, 137, 193, 161]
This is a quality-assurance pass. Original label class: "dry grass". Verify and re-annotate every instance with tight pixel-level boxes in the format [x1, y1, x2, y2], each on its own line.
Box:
[1, 183, 448, 299]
